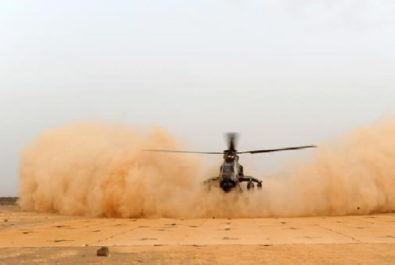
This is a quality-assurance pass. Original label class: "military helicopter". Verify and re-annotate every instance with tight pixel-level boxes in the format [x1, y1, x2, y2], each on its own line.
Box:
[145, 133, 316, 193]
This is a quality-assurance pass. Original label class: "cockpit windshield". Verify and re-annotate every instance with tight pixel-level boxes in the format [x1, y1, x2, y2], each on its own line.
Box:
[222, 162, 235, 173]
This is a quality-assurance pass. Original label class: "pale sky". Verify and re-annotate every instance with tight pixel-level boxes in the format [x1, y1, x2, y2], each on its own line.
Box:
[1, 0, 395, 196]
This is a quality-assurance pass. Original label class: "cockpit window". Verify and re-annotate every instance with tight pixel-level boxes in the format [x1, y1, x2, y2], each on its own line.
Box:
[222, 163, 234, 173]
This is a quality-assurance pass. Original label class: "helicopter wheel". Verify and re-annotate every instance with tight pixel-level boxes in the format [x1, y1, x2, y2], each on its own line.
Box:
[247, 181, 254, 190]
[257, 182, 262, 189]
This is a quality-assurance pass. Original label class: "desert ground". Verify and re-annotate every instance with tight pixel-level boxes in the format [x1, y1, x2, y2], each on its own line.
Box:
[0, 201, 394, 265]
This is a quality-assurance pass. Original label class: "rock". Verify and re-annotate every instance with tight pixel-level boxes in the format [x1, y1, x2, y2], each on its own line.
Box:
[96, 246, 110, 257]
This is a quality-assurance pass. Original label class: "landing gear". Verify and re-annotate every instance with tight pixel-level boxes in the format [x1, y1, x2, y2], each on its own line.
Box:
[257, 182, 262, 189]
[247, 181, 254, 190]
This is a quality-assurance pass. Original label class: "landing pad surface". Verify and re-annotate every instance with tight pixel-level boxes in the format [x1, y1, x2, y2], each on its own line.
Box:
[0, 205, 394, 264]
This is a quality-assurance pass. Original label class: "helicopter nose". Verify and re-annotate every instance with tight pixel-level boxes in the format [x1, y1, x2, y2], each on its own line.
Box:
[220, 180, 236, 192]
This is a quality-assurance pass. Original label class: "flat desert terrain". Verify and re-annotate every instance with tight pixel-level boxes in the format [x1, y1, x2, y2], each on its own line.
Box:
[0, 204, 394, 265]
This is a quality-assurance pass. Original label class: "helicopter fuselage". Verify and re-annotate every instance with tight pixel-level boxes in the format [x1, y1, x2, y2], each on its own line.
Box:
[215, 151, 262, 192]
[219, 159, 241, 192]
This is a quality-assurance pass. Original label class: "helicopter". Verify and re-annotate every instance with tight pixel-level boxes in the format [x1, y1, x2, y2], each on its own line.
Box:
[144, 133, 316, 193]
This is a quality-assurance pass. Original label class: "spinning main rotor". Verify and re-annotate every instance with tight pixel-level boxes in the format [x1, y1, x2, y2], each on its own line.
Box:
[144, 133, 316, 155]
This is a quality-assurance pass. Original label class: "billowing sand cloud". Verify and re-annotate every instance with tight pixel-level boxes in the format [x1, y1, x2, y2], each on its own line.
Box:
[19, 118, 395, 218]
[19, 123, 203, 218]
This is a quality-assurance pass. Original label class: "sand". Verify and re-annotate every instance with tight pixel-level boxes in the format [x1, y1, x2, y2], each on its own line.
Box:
[0, 205, 394, 264]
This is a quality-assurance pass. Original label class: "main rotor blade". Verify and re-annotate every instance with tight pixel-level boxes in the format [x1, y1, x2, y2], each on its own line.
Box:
[237, 145, 316, 154]
[143, 149, 223, 154]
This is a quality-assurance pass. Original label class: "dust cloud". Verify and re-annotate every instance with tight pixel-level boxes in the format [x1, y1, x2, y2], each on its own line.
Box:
[19, 118, 395, 218]
[19, 123, 203, 218]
